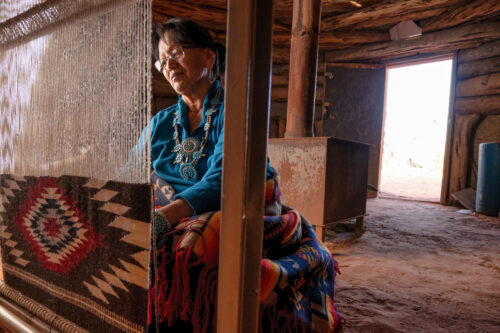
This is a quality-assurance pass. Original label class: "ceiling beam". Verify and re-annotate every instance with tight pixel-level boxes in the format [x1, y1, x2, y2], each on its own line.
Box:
[458, 39, 500, 63]
[325, 21, 500, 62]
[152, 1, 227, 30]
[422, 0, 500, 33]
[321, 0, 466, 31]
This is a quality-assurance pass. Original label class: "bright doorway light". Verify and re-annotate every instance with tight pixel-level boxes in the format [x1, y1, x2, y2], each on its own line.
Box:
[380, 59, 453, 202]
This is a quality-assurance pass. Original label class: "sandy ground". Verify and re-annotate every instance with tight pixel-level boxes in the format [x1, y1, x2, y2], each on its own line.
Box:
[379, 164, 443, 202]
[327, 198, 500, 333]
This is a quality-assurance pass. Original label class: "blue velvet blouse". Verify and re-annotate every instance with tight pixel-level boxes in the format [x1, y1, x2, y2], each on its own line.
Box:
[150, 81, 274, 214]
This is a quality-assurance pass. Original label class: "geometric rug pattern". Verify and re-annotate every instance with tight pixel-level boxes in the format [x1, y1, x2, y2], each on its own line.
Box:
[0, 174, 151, 333]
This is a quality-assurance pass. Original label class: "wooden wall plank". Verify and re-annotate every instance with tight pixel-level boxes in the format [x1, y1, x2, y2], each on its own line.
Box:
[422, 0, 500, 33]
[455, 95, 500, 115]
[325, 21, 500, 62]
[272, 85, 324, 103]
[456, 72, 500, 97]
[271, 29, 390, 47]
[457, 55, 500, 79]
[217, 29, 390, 48]
[321, 0, 466, 31]
[458, 39, 500, 63]
[153, 1, 227, 30]
[273, 47, 291, 63]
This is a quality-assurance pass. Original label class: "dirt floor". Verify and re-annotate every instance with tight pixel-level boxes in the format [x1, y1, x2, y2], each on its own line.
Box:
[326, 198, 500, 333]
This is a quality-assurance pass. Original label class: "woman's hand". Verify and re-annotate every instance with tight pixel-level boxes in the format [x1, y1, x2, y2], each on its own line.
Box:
[157, 198, 194, 227]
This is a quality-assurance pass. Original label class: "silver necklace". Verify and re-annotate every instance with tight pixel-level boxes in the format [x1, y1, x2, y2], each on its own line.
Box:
[172, 87, 222, 181]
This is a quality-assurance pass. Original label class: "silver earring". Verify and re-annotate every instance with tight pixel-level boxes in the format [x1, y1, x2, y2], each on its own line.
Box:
[208, 71, 216, 83]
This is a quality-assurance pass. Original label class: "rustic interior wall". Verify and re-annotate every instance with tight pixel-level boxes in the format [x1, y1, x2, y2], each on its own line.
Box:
[150, 1, 499, 204]
[321, 64, 386, 197]
[151, 57, 325, 136]
[450, 39, 500, 196]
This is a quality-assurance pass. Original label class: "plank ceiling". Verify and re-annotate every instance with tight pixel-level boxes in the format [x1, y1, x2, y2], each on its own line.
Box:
[153, 0, 499, 51]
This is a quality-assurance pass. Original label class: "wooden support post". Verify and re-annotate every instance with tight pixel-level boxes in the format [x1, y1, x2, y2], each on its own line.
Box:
[285, 0, 322, 138]
[217, 0, 273, 332]
[441, 53, 457, 205]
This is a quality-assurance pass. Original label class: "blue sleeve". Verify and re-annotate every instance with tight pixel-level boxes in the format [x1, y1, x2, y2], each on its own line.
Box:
[174, 126, 224, 215]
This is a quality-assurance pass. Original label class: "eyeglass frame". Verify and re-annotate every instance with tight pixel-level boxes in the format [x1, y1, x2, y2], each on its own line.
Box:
[155, 44, 202, 73]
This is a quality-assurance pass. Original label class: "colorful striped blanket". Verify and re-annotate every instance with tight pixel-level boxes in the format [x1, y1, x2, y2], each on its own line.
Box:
[148, 173, 341, 332]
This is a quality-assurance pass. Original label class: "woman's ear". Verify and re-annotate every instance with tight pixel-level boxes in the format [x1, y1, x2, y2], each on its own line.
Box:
[206, 49, 216, 69]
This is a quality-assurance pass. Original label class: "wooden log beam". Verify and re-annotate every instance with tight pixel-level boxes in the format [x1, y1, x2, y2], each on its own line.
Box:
[153, 0, 292, 31]
[457, 56, 500, 80]
[273, 47, 291, 63]
[272, 74, 324, 86]
[441, 54, 458, 205]
[456, 72, 500, 97]
[275, 0, 359, 14]
[213, 33, 296, 59]
[271, 85, 324, 103]
[448, 114, 482, 200]
[272, 63, 290, 74]
[270, 101, 323, 121]
[325, 21, 500, 62]
[321, 0, 466, 31]
[178, 46, 285, 64]
[422, 0, 500, 33]
[319, 30, 391, 49]
[217, 0, 273, 331]
[152, 1, 227, 30]
[285, 0, 322, 137]
[458, 39, 500, 63]
[270, 29, 390, 47]
[216, 29, 389, 48]
[271, 75, 289, 86]
[455, 95, 500, 115]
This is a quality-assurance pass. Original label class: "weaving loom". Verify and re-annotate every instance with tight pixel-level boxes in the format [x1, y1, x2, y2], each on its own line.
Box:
[0, 0, 152, 331]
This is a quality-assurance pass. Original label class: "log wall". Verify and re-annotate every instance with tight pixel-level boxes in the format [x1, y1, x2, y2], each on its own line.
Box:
[149, 2, 500, 204]
[449, 39, 500, 200]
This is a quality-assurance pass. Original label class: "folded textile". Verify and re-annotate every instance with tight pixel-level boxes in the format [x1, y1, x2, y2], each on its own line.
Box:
[148, 172, 341, 332]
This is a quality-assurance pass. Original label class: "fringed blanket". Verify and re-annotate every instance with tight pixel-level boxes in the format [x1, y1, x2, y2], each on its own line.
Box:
[149, 173, 341, 332]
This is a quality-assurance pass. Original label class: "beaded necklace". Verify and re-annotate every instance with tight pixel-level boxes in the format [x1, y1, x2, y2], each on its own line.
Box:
[172, 87, 222, 181]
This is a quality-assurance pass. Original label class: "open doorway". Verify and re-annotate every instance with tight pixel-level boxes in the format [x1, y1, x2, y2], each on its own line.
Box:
[379, 58, 453, 202]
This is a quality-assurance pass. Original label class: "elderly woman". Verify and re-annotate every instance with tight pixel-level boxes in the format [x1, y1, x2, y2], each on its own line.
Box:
[148, 18, 341, 333]
[151, 18, 272, 227]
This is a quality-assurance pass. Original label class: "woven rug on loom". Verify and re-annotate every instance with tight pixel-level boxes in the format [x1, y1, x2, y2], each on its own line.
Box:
[0, 174, 151, 333]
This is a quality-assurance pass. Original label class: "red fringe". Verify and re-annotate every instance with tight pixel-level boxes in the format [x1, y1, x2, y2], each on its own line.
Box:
[192, 265, 218, 333]
[150, 242, 218, 332]
[163, 247, 199, 325]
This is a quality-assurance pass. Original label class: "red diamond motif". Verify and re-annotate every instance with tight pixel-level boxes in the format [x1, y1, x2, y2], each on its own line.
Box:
[14, 178, 103, 274]
[43, 218, 62, 237]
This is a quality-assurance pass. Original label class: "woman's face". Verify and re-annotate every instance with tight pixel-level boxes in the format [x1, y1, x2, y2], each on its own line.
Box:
[158, 32, 215, 96]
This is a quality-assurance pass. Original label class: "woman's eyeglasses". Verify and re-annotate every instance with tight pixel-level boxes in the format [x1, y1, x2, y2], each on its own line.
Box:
[155, 45, 200, 72]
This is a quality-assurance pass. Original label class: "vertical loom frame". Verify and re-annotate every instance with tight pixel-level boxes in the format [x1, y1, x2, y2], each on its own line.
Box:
[217, 0, 274, 332]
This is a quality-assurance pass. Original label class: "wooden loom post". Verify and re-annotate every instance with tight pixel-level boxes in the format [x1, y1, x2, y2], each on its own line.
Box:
[285, 0, 322, 137]
[217, 0, 273, 332]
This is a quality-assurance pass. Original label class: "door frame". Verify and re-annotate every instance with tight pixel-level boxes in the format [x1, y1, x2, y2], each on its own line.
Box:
[379, 53, 456, 203]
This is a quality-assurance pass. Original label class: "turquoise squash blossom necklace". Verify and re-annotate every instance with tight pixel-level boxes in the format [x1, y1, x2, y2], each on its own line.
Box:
[172, 87, 222, 181]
